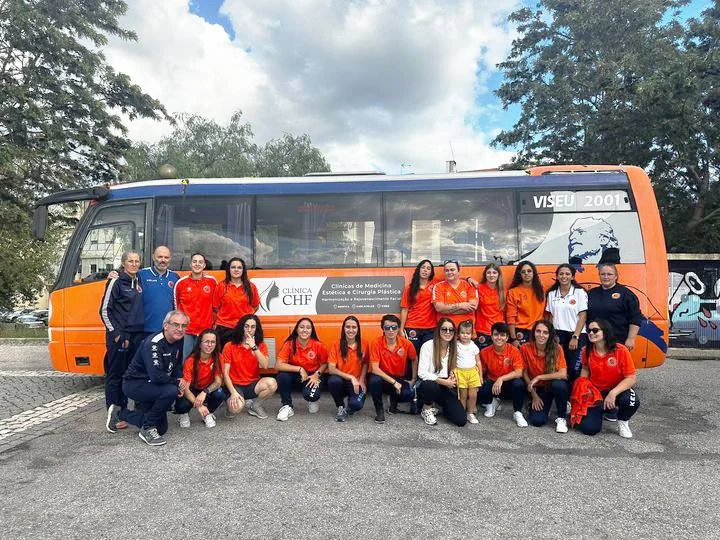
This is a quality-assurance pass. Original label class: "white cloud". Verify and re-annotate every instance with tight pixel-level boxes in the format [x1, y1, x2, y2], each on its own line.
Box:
[107, 0, 519, 174]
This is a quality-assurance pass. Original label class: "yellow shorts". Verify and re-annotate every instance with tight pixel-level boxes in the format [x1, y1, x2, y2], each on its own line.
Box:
[455, 367, 482, 389]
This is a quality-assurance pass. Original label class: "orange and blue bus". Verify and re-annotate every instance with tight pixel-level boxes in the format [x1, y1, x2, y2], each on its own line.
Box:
[33, 164, 668, 374]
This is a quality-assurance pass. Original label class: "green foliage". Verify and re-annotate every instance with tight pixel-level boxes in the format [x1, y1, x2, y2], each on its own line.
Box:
[122, 111, 331, 181]
[0, 0, 170, 308]
[494, 0, 720, 252]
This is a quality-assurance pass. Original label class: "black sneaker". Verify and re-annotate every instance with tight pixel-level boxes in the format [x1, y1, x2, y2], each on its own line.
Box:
[138, 426, 166, 446]
[335, 405, 348, 422]
[374, 408, 386, 424]
[106, 404, 120, 433]
[388, 402, 399, 415]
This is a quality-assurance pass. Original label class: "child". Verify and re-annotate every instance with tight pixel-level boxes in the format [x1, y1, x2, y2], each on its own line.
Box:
[454, 320, 482, 424]
[478, 321, 528, 427]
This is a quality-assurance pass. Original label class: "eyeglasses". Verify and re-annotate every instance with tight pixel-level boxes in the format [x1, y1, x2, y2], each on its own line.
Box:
[440, 327, 455, 334]
[167, 322, 189, 329]
[383, 324, 399, 331]
[201, 339, 216, 344]
[588, 328, 602, 334]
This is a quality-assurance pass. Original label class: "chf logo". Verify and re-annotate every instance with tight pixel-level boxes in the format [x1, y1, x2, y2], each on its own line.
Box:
[282, 286, 313, 306]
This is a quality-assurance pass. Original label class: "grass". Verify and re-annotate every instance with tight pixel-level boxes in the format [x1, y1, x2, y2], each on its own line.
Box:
[0, 323, 48, 339]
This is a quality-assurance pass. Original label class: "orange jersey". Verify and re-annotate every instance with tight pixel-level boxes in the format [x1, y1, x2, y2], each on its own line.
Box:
[401, 280, 439, 329]
[520, 343, 567, 385]
[475, 282, 505, 334]
[505, 286, 545, 329]
[174, 275, 217, 336]
[432, 279, 478, 328]
[481, 344, 524, 381]
[277, 339, 328, 373]
[213, 281, 260, 328]
[369, 335, 417, 377]
[182, 355, 219, 389]
[328, 339, 369, 379]
[221, 341, 269, 386]
[581, 344, 636, 392]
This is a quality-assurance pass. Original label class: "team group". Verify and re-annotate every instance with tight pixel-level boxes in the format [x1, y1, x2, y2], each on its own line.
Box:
[100, 246, 643, 447]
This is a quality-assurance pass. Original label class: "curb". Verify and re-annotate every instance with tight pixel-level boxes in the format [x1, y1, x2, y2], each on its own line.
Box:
[667, 347, 719, 360]
[0, 338, 49, 345]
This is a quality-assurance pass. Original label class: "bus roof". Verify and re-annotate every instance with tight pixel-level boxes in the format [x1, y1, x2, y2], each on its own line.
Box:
[107, 170, 629, 200]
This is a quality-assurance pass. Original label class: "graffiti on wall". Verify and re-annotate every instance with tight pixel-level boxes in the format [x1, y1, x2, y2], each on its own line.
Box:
[668, 264, 720, 347]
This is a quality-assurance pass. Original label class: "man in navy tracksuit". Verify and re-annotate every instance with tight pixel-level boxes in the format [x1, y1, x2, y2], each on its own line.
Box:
[106, 310, 189, 446]
[99, 251, 145, 412]
[138, 245, 180, 336]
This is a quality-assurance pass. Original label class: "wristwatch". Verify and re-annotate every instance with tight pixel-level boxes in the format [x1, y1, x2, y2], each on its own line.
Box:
[251, 345, 258, 351]
[571, 335, 579, 340]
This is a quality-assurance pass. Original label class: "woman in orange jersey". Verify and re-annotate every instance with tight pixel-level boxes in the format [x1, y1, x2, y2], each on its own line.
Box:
[478, 322, 528, 427]
[400, 259, 438, 355]
[222, 314, 277, 420]
[576, 319, 639, 438]
[213, 257, 259, 348]
[520, 320, 569, 434]
[432, 260, 478, 329]
[275, 317, 329, 421]
[327, 316, 369, 422]
[474, 263, 506, 351]
[506, 261, 545, 346]
[173, 328, 227, 429]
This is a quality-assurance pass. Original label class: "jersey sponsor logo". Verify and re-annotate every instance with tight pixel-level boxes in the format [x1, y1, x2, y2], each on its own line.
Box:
[516, 331, 524, 340]
[607, 356, 617, 367]
[168, 281, 175, 288]
[478, 335, 486, 344]
[504, 357, 511, 366]
[569, 298, 576, 305]
[203, 285, 212, 294]
[397, 348, 405, 357]
[408, 329, 417, 338]
[307, 350, 316, 359]
[611, 292, 621, 299]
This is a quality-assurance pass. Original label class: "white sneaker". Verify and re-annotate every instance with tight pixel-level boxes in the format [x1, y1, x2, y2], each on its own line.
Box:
[467, 413, 479, 424]
[421, 408, 437, 425]
[566, 401, 572, 415]
[513, 411, 528, 428]
[246, 400, 268, 419]
[555, 417, 568, 433]
[484, 398, 500, 418]
[177, 413, 190, 428]
[203, 413, 216, 428]
[276, 405, 294, 421]
[308, 401, 320, 414]
[618, 420, 633, 438]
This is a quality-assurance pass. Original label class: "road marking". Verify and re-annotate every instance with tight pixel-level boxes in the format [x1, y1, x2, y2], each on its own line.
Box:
[0, 370, 102, 378]
[0, 387, 103, 441]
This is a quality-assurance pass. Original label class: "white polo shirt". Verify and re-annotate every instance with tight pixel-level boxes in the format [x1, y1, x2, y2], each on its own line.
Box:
[546, 286, 588, 333]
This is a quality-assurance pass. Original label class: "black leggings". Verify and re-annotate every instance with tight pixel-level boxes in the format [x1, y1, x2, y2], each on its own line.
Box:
[577, 388, 640, 436]
[417, 380, 467, 427]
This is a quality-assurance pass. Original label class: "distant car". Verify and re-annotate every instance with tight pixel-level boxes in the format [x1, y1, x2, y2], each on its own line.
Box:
[32, 310, 49, 324]
[8, 309, 34, 322]
[15, 315, 45, 329]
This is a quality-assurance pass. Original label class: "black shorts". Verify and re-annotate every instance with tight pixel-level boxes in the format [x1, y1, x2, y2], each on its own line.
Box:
[233, 382, 259, 400]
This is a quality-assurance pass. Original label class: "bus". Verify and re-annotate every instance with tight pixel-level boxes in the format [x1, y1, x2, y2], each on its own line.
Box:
[32, 164, 669, 374]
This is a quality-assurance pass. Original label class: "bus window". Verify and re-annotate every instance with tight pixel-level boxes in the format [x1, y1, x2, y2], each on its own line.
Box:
[74, 203, 146, 283]
[154, 197, 253, 270]
[384, 190, 517, 266]
[519, 194, 645, 264]
[256, 193, 382, 267]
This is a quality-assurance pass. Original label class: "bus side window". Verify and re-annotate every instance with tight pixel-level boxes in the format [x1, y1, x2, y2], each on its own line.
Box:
[73, 204, 146, 283]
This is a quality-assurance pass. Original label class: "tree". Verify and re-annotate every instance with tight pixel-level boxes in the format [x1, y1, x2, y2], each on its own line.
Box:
[123, 111, 331, 180]
[0, 0, 170, 308]
[493, 0, 719, 252]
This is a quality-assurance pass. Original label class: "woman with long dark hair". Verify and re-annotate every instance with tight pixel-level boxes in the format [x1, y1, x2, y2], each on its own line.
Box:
[506, 261, 545, 346]
[545, 263, 588, 387]
[576, 319, 640, 438]
[474, 263, 506, 350]
[400, 259, 438, 355]
[416, 318, 467, 427]
[520, 319, 569, 433]
[174, 328, 226, 428]
[213, 257, 259, 348]
[327, 316, 369, 422]
[275, 317, 328, 421]
[222, 314, 277, 420]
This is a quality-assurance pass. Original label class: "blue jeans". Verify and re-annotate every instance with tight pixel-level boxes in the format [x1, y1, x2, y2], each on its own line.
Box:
[277, 371, 322, 407]
[527, 379, 570, 426]
[119, 379, 178, 434]
[174, 386, 227, 414]
[478, 377, 527, 412]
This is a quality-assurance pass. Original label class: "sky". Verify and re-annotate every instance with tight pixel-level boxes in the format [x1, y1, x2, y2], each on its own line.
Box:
[104, 0, 711, 175]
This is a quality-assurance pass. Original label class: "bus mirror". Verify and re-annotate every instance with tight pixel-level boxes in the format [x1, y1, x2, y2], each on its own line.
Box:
[32, 205, 48, 240]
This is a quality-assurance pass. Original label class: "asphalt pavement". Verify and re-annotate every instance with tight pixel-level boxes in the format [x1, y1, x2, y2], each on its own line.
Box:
[0, 344, 718, 539]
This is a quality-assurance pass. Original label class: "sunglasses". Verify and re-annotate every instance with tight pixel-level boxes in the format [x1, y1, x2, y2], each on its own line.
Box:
[443, 259, 459, 266]
[440, 327, 455, 334]
[383, 324, 399, 331]
[588, 328, 602, 334]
